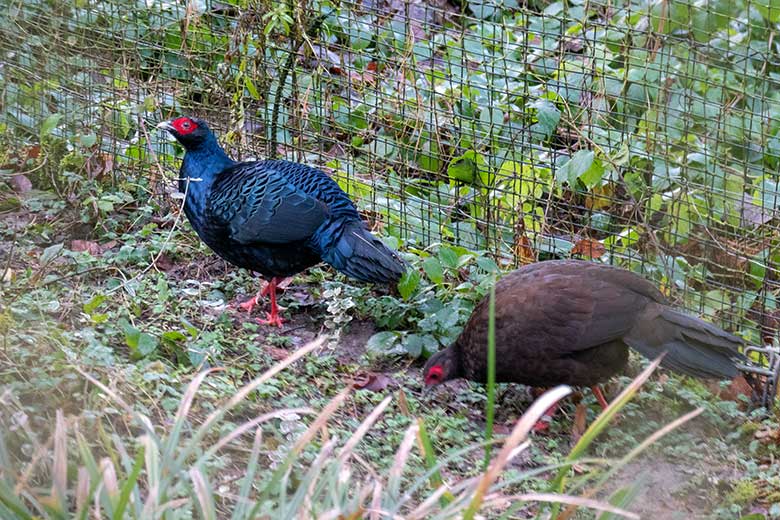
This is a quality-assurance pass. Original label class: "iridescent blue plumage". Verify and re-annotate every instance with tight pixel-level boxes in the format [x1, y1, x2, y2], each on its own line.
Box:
[160, 117, 406, 296]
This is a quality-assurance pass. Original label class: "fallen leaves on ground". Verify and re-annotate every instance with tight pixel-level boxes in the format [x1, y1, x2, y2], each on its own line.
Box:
[352, 371, 392, 392]
[70, 239, 118, 256]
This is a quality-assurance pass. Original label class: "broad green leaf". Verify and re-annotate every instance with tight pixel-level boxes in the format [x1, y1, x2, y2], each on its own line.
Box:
[397, 270, 421, 300]
[530, 99, 560, 139]
[83, 295, 106, 314]
[447, 150, 486, 184]
[366, 331, 401, 353]
[555, 150, 595, 186]
[40, 113, 63, 138]
[755, 0, 780, 22]
[438, 247, 459, 269]
[422, 257, 444, 284]
[476, 256, 498, 273]
[404, 334, 439, 357]
[479, 107, 504, 134]
[40, 243, 64, 264]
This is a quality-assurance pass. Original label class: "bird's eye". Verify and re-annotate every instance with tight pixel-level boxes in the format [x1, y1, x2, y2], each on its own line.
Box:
[182, 121, 191, 129]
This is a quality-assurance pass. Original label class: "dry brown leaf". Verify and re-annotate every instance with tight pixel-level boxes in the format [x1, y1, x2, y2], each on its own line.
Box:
[352, 371, 392, 392]
[397, 388, 411, 417]
[572, 402, 588, 442]
[571, 238, 606, 259]
[70, 240, 102, 255]
[9, 175, 32, 193]
[155, 253, 175, 271]
[585, 184, 614, 210]
[493, 423, 513, 435]
[513, 234, 535, 265]
[707, 375, 753, 407]
[266, 347, 291, 362]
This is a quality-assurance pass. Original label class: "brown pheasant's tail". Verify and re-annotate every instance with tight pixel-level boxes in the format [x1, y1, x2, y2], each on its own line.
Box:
[625, 306, 746, 380]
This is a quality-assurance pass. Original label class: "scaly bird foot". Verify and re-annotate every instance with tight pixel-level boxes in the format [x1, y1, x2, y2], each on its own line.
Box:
[257, 312, 285, 328]
[238, 295, 260, 313]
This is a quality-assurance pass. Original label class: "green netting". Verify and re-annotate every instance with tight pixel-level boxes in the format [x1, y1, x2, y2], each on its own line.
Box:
[3, 0, 780, 346]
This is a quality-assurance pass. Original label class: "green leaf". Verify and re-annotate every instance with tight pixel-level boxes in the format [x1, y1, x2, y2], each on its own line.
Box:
[244, 76, 260, 100]
[40, 113, 63, 138]
[755, 179, 780, 211]
[579, 158, 605, 188]
[40, 243, 64, 264]
[366, 331, 401, 353]
[121, 320, 159, 359]
[755, 0, 780, 22]
[79, 132, 97, 147]
[422, 257, 444, 284]
[530, 99, 560, 139]
[479, 107, 504, 134]
[556, 150, 597, 186]
[405, 334, 439, 357]
[162, 330, 188, 344]
[136, 333, 159, 357]
[447, 150, 486, 184]
[438, 247, 459, 269]
[83, 295, 106, 314]
[476, 256, 498, 273]
[397, 269, 421, 300]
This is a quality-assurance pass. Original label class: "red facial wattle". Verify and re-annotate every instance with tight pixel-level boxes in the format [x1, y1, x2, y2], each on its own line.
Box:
[425, 365, 444, 386]
[172, 117, 198, 135]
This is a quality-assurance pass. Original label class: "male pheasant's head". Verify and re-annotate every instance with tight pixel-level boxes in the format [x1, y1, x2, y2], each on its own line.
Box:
[423, 347, 460, 387]
[157, 116, 212, 150]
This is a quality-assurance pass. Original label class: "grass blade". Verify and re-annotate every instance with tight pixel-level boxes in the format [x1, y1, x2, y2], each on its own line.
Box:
[338, 395, 393, 462]
[190, 466, 217, 520]
[463, 385, 572, 520]
[51, 409, 67, 513]
[112, 446, 145, 520]
[176, 336, 324, 468]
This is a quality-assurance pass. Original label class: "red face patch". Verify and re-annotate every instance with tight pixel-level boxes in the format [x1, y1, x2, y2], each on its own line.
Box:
[171, 117, 198, 135]
[425, 365, 444, 386]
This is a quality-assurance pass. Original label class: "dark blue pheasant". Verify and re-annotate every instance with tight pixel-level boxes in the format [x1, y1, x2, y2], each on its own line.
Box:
[158, 116, 406, 326]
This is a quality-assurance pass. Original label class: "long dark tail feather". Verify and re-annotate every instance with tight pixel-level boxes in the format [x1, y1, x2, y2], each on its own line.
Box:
[625, 308, 746, 380]
[321, 221, 407, 284]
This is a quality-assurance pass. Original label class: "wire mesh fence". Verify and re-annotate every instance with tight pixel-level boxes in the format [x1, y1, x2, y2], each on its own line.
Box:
[3, 0, 780, 348]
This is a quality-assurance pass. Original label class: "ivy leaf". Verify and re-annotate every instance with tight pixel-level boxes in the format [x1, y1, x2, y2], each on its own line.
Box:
[367, 331, 402, 354]
[530, 99, 560, 140]
[555, 150, 600, 187]
[120, 319, 159, 359]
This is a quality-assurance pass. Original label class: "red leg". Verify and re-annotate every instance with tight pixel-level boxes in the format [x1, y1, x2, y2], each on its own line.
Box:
[591, 385, 609, 410]
[257, 277, 285, 328]
[532, 402, 561, 432]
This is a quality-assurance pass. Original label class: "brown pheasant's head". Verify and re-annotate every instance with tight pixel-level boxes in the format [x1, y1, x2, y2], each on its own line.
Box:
[423, 347, 460, 387]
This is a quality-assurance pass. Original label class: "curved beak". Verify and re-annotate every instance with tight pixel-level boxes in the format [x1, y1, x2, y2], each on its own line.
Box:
[156, 120, 174, 132]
